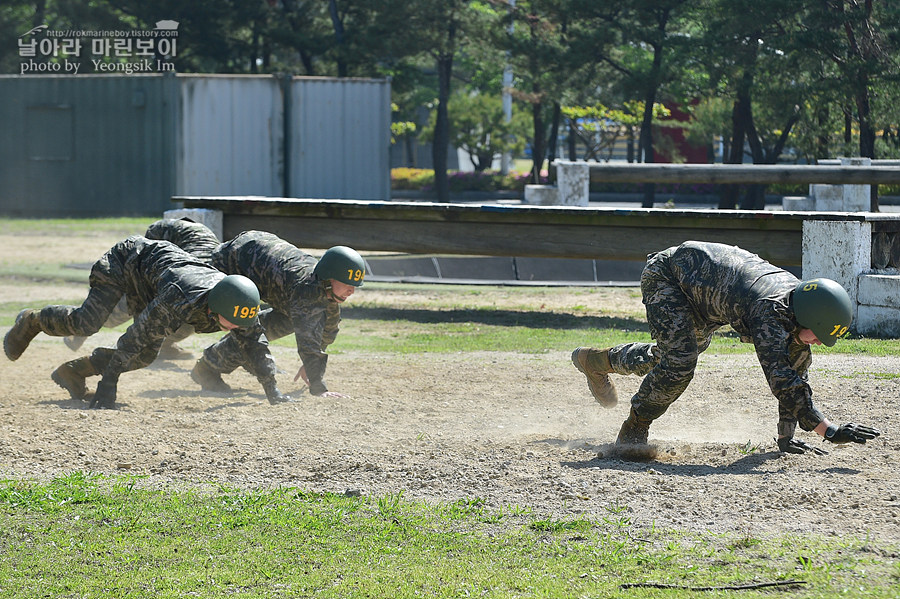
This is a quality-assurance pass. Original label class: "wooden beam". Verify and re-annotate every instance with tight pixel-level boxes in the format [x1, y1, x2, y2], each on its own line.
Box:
[575, 162, 900, 185]
[172, 196, 891, 266]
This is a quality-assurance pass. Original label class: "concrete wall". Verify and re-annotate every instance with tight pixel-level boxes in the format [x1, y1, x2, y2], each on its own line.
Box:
[803, 220, 900, 338]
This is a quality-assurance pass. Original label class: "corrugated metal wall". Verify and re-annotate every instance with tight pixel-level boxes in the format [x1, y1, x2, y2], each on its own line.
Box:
[0, 74, 178, 216]
[177, 75, 283, 197]
[0, 74, 391, 217]
[290, 77, 391, 200]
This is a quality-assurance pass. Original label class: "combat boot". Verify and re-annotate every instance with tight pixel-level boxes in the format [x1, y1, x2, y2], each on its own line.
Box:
[616, 408, 653, 445]
[64, 336, 87, 351]
[157, 339, 193, 361]
[191, 358, 233, 394]
[571, 347, 618, 408]
[4, 309, 42, 361]
[51, 356, 99, 400]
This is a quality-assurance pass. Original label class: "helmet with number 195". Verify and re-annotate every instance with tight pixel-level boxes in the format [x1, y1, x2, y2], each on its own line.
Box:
[208, 274, 261, 327]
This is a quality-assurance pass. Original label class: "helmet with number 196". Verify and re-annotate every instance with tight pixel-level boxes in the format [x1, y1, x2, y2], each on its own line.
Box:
[791, 278, 852, 347]
[208, 274, 261, 327]
[314, 246, 366, 287]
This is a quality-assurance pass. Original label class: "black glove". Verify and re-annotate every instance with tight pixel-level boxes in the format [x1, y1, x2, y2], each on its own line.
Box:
[777, 437, 828, 455]
[825, 423, 881, 444]
[89, 379, 118, 409]
[264, 382, 294, 405]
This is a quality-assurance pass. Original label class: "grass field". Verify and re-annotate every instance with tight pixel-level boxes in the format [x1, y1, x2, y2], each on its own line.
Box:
[1, 474, 898, 598]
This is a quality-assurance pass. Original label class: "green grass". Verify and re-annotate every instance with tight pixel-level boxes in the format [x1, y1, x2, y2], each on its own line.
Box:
[0, 216, 154, 236]
[0, 473, 897, 598]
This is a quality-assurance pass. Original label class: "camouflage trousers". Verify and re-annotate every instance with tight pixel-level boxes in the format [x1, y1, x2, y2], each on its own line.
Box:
[35, 248, 193, 372]
[36, 254, 127, 338]
[606, 252, 716, 422]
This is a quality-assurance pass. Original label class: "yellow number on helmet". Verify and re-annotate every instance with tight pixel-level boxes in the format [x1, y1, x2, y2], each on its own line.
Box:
[233, 305, 258, 319]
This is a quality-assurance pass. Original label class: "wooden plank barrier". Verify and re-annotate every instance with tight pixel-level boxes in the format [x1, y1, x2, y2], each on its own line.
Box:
[578, 162, 900, 185]
[172, 196, 900, 268]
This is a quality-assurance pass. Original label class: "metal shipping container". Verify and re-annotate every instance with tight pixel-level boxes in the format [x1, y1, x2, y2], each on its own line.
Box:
[0, 74, 391, 217]
[290, 77, 391, 201]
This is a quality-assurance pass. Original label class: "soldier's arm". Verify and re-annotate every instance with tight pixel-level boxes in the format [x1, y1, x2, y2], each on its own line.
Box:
[753, 325, 825, 434]
[321, 302, 341, 349]
[231, 323, 279, 389]
[289, 305, 329, 395]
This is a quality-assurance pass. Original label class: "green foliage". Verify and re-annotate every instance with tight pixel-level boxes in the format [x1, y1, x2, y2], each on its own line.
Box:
[390, 168, 435, 190]
[4, 1, 900, 173]
[391, 168, 539, 192]
[419, 92, 531, 171]
[562, 101, 670, 162]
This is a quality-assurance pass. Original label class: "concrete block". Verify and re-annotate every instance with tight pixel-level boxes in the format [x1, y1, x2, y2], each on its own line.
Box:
[555, 161, 590, 207]
[839, 157, 871, 212]
[809, 158, 871, 212]
[782, 196, 814, 211]
[856, 304, 900, 337]
[803, 220, 871, 324]
[858, 273, 900, 309]
[811, 184, 843, 211]
[523, 185, 559, 205]
[164, 208, 223, 241]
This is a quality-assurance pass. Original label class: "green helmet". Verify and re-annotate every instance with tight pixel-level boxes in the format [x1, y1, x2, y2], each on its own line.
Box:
[208, 274, 261, 327]
[314, 246, 366, 287]
[791, 278, 852, 347]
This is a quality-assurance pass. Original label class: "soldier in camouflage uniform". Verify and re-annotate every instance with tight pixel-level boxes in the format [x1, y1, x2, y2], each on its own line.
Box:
[191, 231, 365, 398]
[3, 236, 291, 408]
[572, 241, 881, 454]
[63, 217, 222, 357]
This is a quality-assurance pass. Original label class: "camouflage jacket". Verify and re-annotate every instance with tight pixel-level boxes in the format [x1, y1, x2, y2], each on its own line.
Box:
[98, 236, 275, 386]
[210, 231, 340, 390]
[655, 241, 824, 431]
[144, 218, 220, 263]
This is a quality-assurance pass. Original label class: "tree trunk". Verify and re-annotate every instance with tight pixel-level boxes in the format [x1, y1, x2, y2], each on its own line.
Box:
[740, 99, 764, 210]
[720, 69, 753, 209]
[638, 12, 668, 208]
[433, 52, 453, 202]
[567, 120, 577, 160]
[815, 105, 830, 159]
[328, 0, 347, 77]
[531, 98, 546, 184]
[854, 80, 879, 211]
[547, 102, 561, 164]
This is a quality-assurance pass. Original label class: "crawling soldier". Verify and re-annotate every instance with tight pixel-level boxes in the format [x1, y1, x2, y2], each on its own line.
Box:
[4, 236, 290, 408]
[191, 231, 364, 398]
[571, 241, 881, 454]
[62, 216, 222, 358]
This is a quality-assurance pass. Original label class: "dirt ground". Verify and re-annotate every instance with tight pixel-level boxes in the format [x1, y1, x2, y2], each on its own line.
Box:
[1, 230, 899, 545]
